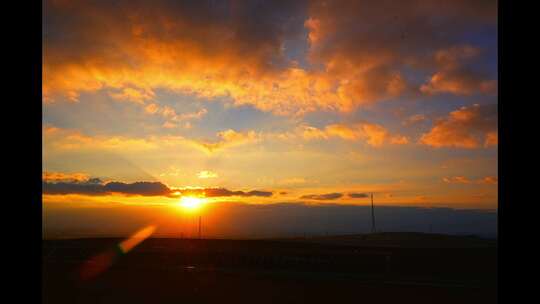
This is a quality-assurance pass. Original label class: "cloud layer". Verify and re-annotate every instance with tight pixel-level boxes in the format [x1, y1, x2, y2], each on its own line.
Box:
[300, 193, 343, 200]
[42, 1, 498, 212]
[43, 125, 260, 154]
[300, 192, 372, 200]
[43, 179, 171, 197]
[44, 0, 497, 115]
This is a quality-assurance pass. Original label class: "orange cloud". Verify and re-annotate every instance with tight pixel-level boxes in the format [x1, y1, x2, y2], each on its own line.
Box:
[145, 104, 207, 128]
[296, 123, 409, 147]
[144, 103, 160, 114]
[421, 71, 497, 96]
[43, 171, 90, 183]
[420, 104, 497, 149]
[443, 176, 498, 185]
[305, 1, 496, 101]
[43, 125, 158, 151]
[197, 171, 219, 179]
[389, 135, 409, 145]
[421, 45, 497, 96]
[362, 124, 390, 147]
[324, 124, 362, 140]
[197, 129, 260, 153]
[433, 45, 481, 70]
[44, 125, 259, 154]
[480, 176, 498, 185]
[484, 131, 498, 147]
[442, 176, 471, 184]
[43, 1, 323, 115]
[43, 1, 496, 115]
[403, 114, 426, 126]
[161, 121, 176, 129]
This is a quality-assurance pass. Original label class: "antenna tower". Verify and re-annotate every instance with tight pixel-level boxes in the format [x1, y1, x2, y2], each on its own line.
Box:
[371, 193, 377, 233]
[198, 215, 202, 239]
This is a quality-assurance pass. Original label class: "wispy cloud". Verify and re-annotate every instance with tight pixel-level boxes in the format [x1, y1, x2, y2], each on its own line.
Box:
[197, 170, 219, 179]
[43, 171, 90, 183]
[272, 123, 409, 147]
[442, 176, 498, 185]
[44, 125, 260, 154]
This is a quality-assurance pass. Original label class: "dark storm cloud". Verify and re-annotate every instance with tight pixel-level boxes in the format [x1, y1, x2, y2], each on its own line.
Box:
[104, 182, 171, 196]
[306, 0, 497, 63]
[43, 181, 107, 196]
[304, 0, 497, 102]
[181, 188, 273, 198]
[43, 180, 171, 196]
[43, 0, 307, 70]
[44, 0, 496, 69]
[43, 177, 273, 198]
[348, 193, 369, 198]
[300, 193, 343, 200]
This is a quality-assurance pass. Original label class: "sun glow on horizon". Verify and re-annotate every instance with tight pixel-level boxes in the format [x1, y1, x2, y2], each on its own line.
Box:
[178, 196, 206, 211]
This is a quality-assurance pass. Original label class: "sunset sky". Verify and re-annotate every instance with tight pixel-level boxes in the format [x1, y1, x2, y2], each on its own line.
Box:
[42, 0, 497, 238]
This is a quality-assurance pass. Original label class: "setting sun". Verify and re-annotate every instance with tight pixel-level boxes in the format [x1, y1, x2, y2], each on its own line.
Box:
[178, 196, 206, 211]
[41, 1, 499, 302]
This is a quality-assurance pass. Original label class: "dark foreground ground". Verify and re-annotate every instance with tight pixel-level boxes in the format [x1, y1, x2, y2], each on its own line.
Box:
[43, 233, 497, 304]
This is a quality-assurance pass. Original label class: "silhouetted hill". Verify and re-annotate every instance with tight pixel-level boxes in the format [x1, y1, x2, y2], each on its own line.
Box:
[275, 232, 497, 248]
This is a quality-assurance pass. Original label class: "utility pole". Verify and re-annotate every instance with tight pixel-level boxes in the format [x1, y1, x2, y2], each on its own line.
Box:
[198, 215, 202, 239]
[371, 193, 376, 233]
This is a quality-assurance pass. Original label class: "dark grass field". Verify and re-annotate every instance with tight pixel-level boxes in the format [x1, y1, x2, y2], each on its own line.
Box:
[43, 233, 497, 304]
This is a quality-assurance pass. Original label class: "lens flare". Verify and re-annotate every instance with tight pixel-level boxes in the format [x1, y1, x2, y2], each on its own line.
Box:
[79, 225, 156, 281]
